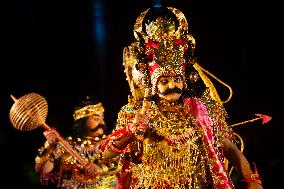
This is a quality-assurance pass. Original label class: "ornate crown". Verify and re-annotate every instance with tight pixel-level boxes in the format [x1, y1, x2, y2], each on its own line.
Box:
[123, 6, 233, 103]
[124, 7, 195, 96]
[73, 103, 104, 121]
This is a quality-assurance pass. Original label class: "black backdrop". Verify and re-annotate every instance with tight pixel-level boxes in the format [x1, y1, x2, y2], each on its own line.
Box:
[1, 0, 279, 188]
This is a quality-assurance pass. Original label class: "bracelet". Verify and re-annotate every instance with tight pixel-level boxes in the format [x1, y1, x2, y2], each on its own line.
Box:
[108, 125, 132, 141]
[107, 141, 125, 154]
[241, 163, 262, 186]
[35, 153, 54, 164]
[242, 173, 262, 186]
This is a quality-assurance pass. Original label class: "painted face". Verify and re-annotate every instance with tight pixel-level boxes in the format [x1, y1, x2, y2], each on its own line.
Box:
[86, 114, 105, 136]
[157, 75, 184, 102]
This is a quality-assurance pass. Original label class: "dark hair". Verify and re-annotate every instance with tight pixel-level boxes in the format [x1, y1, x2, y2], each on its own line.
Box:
[71, 96, 106, 138]
[183, 64, 206, 98]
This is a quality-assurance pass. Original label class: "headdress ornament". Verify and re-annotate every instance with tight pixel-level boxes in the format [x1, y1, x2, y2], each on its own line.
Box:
[123, 6, 233, 104]
[73, 103, 104, 121]
[124, 7, 196, 97]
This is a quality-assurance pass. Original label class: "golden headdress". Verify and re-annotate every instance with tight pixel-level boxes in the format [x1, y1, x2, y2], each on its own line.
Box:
[123, 6, 232, 103]
[73, 102, 105, 121]
[123, 7, 196, 97]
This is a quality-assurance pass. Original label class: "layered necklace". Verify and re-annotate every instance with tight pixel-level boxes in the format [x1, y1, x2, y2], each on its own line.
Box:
[131, 100, 209, 189]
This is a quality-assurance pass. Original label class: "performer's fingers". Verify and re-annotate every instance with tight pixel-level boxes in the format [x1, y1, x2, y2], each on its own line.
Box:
[123, 46, 129, 56]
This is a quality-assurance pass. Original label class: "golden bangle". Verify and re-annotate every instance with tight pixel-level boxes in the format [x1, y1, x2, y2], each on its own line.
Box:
[241, 163, 262, 186]
[35, 153, 50, 164]
[107, 141, 125, 154]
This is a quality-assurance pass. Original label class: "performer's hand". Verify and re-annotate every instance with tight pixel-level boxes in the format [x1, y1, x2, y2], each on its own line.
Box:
[129, 114, 148, 139]
[43, 128, 60, 145]
[85, 162, 102, 177]
[134, 113, 149, 126]
[247, 182, 263, 189]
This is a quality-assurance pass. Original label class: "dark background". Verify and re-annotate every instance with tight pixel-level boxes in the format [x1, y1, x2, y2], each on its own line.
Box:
[1, 0, 279, 188]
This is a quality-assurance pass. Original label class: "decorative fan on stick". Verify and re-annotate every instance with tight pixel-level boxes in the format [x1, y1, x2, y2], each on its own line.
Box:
[9, 92, 88, 167]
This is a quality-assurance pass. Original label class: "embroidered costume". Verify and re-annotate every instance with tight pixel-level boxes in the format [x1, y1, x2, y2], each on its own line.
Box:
[35, 99, 122, 189]
[102, 6, 264, 189]
[36, 135, 121, 188]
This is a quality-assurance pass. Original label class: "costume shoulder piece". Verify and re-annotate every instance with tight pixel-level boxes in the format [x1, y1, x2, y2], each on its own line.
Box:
[201, 88, 234, 141]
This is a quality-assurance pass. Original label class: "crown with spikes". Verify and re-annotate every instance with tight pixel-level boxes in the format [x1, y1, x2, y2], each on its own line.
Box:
[123, 7, 196, 97]
[73, 102, 104, 121]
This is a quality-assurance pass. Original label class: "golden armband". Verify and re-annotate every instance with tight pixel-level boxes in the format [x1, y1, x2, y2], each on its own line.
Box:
[35, 153, 54, 164]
